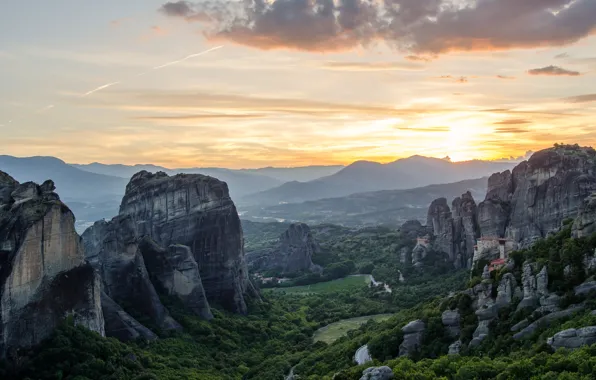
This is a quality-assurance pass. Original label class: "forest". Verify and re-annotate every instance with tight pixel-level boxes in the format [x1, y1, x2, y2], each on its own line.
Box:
[3, 224, 596, 379]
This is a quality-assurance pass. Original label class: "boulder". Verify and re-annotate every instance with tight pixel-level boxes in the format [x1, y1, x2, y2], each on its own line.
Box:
[442, 310, 460, 338]
[399, 320, 425, 357]
[548, 326, 596, 350]
[0, 172, 104, 357]
[513, 305, 585, 340]
[575, 281, 596, 296]
[448, 340, 463, 355]
[360, 366, 394, 380]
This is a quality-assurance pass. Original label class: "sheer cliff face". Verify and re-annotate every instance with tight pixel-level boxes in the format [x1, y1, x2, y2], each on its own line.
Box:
[247, 223, 319, 274]
[118, 171, 249, 314]
[426, 193, 480, 269]
[0, 173, 104, 357]
[83, 170, 250, 324]
[478, 146, 596, 246]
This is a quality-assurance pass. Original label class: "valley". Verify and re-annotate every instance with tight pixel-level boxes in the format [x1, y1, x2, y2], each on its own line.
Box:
[2, 144, 596, 379]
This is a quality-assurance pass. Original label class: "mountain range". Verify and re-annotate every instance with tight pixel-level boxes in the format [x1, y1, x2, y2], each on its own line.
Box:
[241, 156, 516, 205]
[241, 177, 489, 227]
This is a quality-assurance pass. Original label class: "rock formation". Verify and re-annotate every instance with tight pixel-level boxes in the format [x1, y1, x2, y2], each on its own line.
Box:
[139, 238, 213, 320]
[478, 145, 596, 246]
[442, 310, 460, 338]
[82, 170, 254, 337]
[246, 223, 320, 274]
[517, 263, 550, 311]
[426, 192, 480, 268]
[399, 220, 426, 241]
[573, 193, 596, 238]
[360, 366, 394, 380]
[0, 172, 104, 357]
[399, 320, 425, 357]
[82, 218, 182, 335]
[548, 326, 596, 350]
[118, 171, 251, 314]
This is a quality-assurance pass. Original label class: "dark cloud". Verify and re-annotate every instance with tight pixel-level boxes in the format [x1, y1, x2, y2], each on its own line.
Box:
[555, 52, 570, 59]
[158, 0, 596, 53]
[496, 75, 516, 80]
[563, 94, 596, 103]
[527, 65, 582, 76]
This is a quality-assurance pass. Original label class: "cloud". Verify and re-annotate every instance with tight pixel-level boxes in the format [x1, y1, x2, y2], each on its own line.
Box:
[555, 52, 570, 59]
[151, 26, 168, 35]
[563, 94, 596, 103]
[320, 61, 425, 71]
[134, 113, 267, 121]
[158, 0, 596, 54]
[493, 119, 531, 125]
[433, 75, 469, 83]
[528, 65, 582, 76]
[496, 75, 516, 80]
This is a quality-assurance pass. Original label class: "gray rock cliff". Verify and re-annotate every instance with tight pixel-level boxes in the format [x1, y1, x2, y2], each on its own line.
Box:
[0, 173, 104, 357]
[247, 223, 320, 274]
[83, 170, 252, 322]
[478, 145, 596, 246]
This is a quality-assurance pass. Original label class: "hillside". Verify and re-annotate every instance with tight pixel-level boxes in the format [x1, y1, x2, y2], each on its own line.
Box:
[0, 155, 127, 230]
[72, 162, 283, 199]
[241, 177, 488, 227]
[241, 156, 515, 205]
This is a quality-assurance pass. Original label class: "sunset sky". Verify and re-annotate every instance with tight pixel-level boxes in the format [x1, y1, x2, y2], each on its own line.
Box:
[1, 0, 595, 168]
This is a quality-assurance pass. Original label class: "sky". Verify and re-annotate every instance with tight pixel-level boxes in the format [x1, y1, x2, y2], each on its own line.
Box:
[0, 0, 595, 169]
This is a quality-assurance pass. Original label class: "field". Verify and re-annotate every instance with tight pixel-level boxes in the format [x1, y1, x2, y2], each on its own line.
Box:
[264, 275, 371, 295]
[313, 314, 394, 344]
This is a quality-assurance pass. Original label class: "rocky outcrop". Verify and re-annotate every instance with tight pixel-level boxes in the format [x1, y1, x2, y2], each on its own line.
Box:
[82, 218, 182, 334]
[399, 220, 426, 241]
[470, 304, 498, 347]
[101, 292, 157, 341]
[547, 326, 596, 349]
[426, 193, 480, 269]
[451, 192, 481, 268]
[360, 366, 394, 380]
[574, 281, 596, 296]
[513, 305, 584, 340]
[118, 171, 251, 314]
[399, 320, 425, 357]
[427, 198, 455, 260]
[442, 310, 460, 338]
[478, 145, 596, 246]
[517, 263, 550, 311]
[139, 238, 213, 320]
[495, 273, 519, 308]
[246, 223, 319, 274]
[83, 171, 252, 323]
[0, 173, 104, 357]
[573, 193, 596, 238]
[448, 340, 462, 355]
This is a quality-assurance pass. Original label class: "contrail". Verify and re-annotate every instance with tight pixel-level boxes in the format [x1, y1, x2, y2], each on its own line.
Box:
[151, 46, 223, 70]
[82, 82, 121, 97]
[1, 45, 224, 124]
[35, 105, 55, 113]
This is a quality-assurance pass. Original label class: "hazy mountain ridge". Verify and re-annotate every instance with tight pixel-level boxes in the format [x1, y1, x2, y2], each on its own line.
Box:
[241, 177, 489, 227]
[241, 156, 516, 205]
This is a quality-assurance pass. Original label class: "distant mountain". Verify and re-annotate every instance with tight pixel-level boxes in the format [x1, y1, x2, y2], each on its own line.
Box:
[72, 162, 284, 200]
[241, 156, 516, 205]
[240, 177, 489, 227]
[0, 156, 127, 231]
[238, 165, 344, 182]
